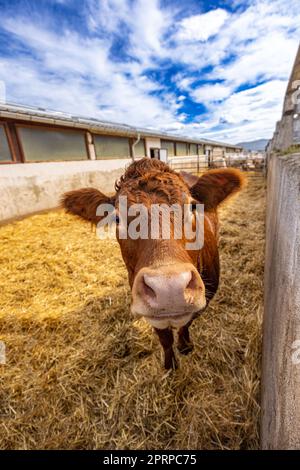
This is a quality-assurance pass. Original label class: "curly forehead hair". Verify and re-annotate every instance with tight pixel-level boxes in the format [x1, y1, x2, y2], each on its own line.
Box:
[114, 158, 189, 204]
[115, 158, 187, 190]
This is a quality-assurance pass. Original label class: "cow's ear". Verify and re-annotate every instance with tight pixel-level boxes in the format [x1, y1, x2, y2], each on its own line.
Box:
[61, 188, 115, 224]
[189, 169, 245, 210]
[179, 171, 199, 187]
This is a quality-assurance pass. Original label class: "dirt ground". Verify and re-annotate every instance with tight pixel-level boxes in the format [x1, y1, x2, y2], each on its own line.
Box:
[0, 175, 265, 449]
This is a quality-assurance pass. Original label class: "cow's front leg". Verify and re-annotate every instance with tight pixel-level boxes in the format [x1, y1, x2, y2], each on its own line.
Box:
[154, 327, 177, 370]
[177, 320, 194, 355]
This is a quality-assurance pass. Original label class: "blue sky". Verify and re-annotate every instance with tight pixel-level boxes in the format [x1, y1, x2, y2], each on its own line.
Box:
[0, 0, 299, 143]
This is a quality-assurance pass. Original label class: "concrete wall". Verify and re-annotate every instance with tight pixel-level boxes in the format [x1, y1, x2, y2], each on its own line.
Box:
[261, 153, 300, 449]
[0, 159, 131, 222]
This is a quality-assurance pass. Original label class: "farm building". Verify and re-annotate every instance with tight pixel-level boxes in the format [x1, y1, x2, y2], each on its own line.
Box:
[0, 103, 241, 222]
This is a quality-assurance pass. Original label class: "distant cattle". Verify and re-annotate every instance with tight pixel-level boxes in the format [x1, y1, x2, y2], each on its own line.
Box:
[62, 158, 244, 369]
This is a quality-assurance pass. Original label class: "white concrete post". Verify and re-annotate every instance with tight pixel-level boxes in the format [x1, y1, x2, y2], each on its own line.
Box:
[86, 132, 96, 160]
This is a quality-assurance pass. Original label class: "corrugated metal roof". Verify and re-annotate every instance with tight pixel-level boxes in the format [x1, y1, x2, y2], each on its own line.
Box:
[0, 102, 242, 150]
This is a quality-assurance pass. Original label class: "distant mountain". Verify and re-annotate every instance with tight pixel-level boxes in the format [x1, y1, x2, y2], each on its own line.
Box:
[237, 139, 269, 152]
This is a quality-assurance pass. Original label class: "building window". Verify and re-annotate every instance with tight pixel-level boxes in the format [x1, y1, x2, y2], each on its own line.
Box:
[0, 125, 12, 162]
[17, 126, 88, 162]
[161, 140, 175, 157]
[189, 143, 197, 155]
[197, 144, 204, 155]
[176, 142, 188, 156]
[94, 135, 130, 159]
[133, 139, 146, 158]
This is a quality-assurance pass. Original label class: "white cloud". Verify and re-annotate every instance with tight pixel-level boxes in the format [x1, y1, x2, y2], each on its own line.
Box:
[87, 0, 170, 66]
[0, 0, 299, 144]
[0, 16, 179, 129]
[153, 79, 288, 143]
[174, 74, 194, 91]
[86, 0, 130, 34]
[170, 0, 300, 74]
[190, 80, 288, 142]
[214, 80, 286, 125]
[190, 83, 233, 104]
[213, 33, 299, 88]
[169, 0, 300, 141]
[130, 0, 169, 58]
[176, 8, 229, 42]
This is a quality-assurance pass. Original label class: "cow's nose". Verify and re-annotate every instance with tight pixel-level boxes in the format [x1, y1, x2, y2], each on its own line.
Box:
[142, 271, 193, 308]
[131, 265, 206, 318]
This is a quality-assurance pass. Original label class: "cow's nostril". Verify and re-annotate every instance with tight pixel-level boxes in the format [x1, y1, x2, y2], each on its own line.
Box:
[186, 271, 198, 291]
[142, 276, 156, 299]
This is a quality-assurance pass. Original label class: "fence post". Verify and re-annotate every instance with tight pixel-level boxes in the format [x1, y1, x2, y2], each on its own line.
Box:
[261, 153, 300, 449]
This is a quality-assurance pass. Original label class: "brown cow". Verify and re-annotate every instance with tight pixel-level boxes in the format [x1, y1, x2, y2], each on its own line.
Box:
[62, 158, 244, 369]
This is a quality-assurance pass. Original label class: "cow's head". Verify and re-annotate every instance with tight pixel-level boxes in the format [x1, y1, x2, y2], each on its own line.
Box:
[62, 158, 244, 329]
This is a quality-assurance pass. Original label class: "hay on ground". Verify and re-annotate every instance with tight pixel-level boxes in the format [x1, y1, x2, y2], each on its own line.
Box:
[0, 176, 265, 449]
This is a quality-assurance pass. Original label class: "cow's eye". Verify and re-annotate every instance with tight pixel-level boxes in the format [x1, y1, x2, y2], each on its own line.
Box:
[115, 214, 120, 225]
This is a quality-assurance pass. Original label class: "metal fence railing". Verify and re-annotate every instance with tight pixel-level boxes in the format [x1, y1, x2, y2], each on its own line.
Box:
[168, 153, 266, 177]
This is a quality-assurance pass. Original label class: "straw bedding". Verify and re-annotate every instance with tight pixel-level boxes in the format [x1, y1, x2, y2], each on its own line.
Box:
[0, 175, 265, 449]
